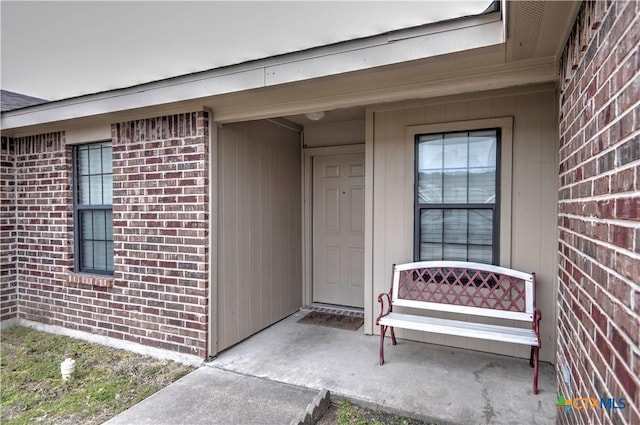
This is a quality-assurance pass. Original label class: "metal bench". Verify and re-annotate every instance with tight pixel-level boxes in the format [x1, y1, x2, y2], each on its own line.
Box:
[376, 261, 542, 394]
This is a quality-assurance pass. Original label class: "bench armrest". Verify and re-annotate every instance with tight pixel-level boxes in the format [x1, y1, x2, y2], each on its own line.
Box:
[376, 292, 393, 325]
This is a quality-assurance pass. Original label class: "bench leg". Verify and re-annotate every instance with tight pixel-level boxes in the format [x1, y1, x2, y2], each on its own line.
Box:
[390, 326, 397, 345]
[529, 346, 534, 367]
[533, 346, 540, 395]
[379, 325, 387, 365]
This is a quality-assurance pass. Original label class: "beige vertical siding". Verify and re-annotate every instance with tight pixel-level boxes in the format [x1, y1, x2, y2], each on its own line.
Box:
[369, 84, 558, 362]
[303, 119, 365, 148]
[217, 120, 302, 351]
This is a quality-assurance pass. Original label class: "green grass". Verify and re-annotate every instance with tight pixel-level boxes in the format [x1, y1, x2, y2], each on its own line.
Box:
[0, 327, 194, 425]
[334, 399, 437, 425]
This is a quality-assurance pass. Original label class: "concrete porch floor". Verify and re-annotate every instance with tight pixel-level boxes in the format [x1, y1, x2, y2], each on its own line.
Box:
[209, 310, 557, 425]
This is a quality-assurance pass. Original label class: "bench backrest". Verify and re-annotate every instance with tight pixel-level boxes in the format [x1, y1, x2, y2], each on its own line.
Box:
[391, 261, 536, 322]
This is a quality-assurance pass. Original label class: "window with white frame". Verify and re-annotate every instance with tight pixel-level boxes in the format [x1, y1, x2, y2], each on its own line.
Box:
[73, 141, 113, 274]
[415, 129, 500, 264]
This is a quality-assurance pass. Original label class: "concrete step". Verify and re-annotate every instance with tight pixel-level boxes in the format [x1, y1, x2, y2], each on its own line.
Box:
[103, 366, 323, 425]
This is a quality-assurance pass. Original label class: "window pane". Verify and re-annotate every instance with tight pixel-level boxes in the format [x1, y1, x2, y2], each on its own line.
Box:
[106, 242, 114, 272]
[418, 135, 443, 170]
[79, 175, 90, 204]
[417, 171, 442, 203]
[419, 208, 494, 262]
[77, 142, 112, 207]
[93, 242, 107, 271]
[420, 210, 445, 260]
[101, 145, 112, 174]
[106, 211, 113, 239]
[468, 168, 495, 203]
[103, 174, 113, 205]
[417, 136, 443, 204]
[88, 146, 103, 174]
[443, 244, 467, 261]
[443, 170, 468, 203]
[92, 211, 106, 240]
[418, 207, 494, 262]
[468, 209, 493, 245]
[443, 133, 468, 170]
[468, 245, 492, 263]
[78, 209, 113, 273]
[80, 211, 93, 239]
[468, 130, 497, 168]
[78, 147, 90, 175]
[420, 209, 443, 243]
[420, 243, 443, 261]
[89, 175, 103, 204]
[82, 240, 94, 270]
[418, 130, 497, 205]
[443, 209, 467, 244]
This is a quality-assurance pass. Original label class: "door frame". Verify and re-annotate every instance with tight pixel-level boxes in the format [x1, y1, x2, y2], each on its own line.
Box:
[302, 144, 365, 308]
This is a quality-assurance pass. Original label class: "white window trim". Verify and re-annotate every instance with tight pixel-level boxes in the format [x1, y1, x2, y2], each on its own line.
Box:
[405, 117, 513, 267]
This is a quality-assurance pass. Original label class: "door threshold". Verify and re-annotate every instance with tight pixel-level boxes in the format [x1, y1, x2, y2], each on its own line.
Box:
[301, 303, 364, 318]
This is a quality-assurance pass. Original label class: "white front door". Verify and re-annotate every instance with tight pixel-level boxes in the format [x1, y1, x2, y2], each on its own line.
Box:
[312, 153, 365, 308]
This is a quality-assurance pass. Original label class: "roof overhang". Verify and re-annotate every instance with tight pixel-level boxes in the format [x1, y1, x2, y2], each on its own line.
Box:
[1, 11, 503, 132]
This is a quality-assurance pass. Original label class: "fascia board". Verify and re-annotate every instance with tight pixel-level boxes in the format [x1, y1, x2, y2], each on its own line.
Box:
[1, 14, 503, 131]
[1, 68, 267, 130]
[265, 20, 502, 85]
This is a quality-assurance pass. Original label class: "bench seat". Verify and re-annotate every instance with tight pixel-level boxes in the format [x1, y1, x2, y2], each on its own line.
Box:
[378, 312, 539, 346]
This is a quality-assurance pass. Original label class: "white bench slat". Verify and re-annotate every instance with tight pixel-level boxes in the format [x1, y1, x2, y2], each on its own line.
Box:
[378, 312, 539, 346]
[391, 299, 533, 322]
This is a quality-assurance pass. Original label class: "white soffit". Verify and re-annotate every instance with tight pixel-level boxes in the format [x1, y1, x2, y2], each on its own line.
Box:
[1, 12, 503, 131]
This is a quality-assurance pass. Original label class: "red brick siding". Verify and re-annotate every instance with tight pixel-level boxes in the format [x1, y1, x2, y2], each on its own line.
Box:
[7, 111, 209, 358]
[558, 2, 639, 425]
[111, 112, 209, 357]
[14, 133, 74, 326]
[1, 137, 17, 321]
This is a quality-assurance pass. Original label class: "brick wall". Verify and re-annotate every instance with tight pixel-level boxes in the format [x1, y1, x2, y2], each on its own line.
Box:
[0, 137, 17, 322]
[111, 111, 209, 356]
[7, 111, 210, 358]
[557, 2, 639, 425]
[14, 133, 74, 326]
